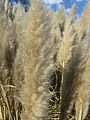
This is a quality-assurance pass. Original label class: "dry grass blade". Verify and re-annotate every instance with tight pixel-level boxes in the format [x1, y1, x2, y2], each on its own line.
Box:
[0, 82, 13, 120]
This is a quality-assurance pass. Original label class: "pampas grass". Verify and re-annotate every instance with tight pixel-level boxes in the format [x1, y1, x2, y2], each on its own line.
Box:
[0, 0, 90, 120]
[18, 0, 56, 119]
[0, 2, 18, 119]
[57, 4, 76, 67]
[75, 38, 90, 120]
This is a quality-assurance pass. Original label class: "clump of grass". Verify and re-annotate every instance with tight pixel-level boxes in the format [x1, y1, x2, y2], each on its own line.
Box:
[0, 0, 90, 120]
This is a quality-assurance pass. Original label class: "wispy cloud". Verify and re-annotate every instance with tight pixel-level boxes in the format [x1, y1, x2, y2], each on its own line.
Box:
[76, 0, 83, 2]
[43, 0, 64, 11]
[65, 8, 71, 15]
[44, 0, 64, 4]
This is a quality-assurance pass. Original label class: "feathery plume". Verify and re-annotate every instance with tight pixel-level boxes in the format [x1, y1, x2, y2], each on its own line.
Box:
[75, 38, 90, 120]
[60, 40, 88, 120]
[19, 0, 56, 119]
[57, 4, 76, 68]
[0, 6, 17, 119]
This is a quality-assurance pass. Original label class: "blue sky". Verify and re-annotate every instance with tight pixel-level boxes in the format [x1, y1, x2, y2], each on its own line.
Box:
[44, 0, 87, 15]
[10, 0, 87, 15]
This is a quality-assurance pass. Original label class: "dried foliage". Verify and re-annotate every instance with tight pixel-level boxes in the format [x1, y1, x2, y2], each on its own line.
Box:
[0, 0, 90, 120]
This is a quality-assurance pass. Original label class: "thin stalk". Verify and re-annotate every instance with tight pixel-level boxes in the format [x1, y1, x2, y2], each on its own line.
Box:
[0, 82, 13, 120]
